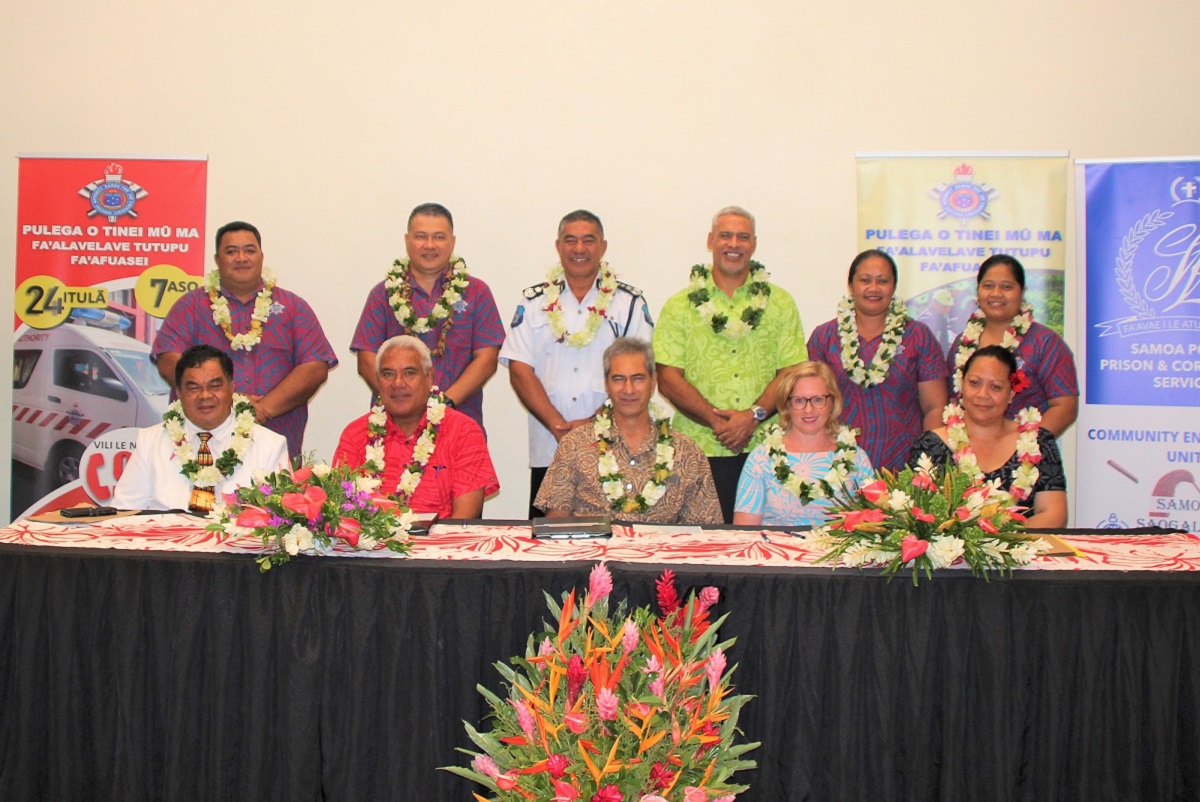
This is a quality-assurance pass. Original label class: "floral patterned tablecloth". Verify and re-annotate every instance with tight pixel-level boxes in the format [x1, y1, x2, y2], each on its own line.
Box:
[1, 515, 1199, 571]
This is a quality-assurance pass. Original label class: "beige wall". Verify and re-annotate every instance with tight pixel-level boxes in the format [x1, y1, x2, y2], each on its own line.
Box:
[3, 0, 1198, 519]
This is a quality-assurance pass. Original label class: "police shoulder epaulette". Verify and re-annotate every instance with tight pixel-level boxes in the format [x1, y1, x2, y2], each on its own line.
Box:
[522, 282, 550, 300]
[615, 280, 643, 297]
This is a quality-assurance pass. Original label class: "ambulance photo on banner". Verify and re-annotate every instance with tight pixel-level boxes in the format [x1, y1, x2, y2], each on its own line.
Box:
[856, 153, 1068, 356]
[12, 155, 208, 520]
[1076, 158, 1200, 532]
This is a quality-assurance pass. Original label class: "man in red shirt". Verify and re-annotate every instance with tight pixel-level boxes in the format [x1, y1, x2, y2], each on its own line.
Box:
[333, 335, 499, 518]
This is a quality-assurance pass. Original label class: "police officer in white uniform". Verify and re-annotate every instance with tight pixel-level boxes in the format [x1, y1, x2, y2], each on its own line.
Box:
[499, 210, 654, 517]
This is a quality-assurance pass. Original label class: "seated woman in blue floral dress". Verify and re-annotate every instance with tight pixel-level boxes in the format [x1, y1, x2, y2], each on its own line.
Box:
[733, 361, 875, 528]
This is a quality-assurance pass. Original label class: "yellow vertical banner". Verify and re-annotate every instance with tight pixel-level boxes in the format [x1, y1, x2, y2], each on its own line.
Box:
[856, 153, 1068, 354]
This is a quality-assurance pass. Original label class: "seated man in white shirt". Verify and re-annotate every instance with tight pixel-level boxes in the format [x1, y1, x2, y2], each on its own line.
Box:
[113, 345, 290, 511]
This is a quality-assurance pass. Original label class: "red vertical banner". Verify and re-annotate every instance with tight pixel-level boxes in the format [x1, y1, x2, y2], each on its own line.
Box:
[11, 155, 207, 519]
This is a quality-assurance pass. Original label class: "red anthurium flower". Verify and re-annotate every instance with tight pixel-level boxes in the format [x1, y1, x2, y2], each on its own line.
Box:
[841, 508, 887, 530]
[861, 479, 889, 505]
[954, 505, 974, 521]
[235, 505, 272, 528]
[900, 534, 929, 563]
[911, 472, 937, 491]
[564, 711, 588, 734]
[222, 492, 240, 507]
[290, 465, 313, 483]
[911, 506, 936, 523]
[980, 518, 999, 534]
[333, 517, 361, 546]
[281, 486, 327, 520]
[369, 494, 398, 510]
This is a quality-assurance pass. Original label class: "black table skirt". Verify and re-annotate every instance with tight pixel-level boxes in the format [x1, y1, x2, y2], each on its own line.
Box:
[2, 544, 1198, 801]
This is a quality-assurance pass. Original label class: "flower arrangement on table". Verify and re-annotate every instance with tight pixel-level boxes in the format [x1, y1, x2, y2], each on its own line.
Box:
[804, 454, 1049, 585]
[445, 564, 758, 802]
[205, 461, 415, 572]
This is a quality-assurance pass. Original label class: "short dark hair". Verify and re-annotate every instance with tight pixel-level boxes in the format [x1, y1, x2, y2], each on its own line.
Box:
[962, 343, 1018, 378]
[175, 345, 234, 388]
[214, 221, 261, 253]
[558, 209, 604, 239]
[408, 203, 454, 230]
[977, 254, 1026, 288]
[847, 248, 898, 283]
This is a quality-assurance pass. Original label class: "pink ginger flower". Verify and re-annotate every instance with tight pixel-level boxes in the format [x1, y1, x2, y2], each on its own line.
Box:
[546, 753, 569, 779]
[705, 647, 727, 692]
[697, 586, 720, 614]
[510, 698, 536, 740]
[567, 654, 588, 705]
[650, 676, 665, 698]
[592, 784, 623, 802]
[540, 637, 556, 656]
[596, 687, 619, 721]
[622, 619, 639, 653]
[586, 563, 613, 606]
[684, 786, 708, 802]
[472, 754, 500, 778]
[655, 570, 680, 615]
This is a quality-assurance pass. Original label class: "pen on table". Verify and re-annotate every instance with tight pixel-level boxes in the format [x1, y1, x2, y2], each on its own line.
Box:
[760, 531, 771, 544]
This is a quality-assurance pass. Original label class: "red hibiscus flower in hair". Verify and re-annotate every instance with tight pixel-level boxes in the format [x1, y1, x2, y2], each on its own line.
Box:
[1009, 369, 1030, 394]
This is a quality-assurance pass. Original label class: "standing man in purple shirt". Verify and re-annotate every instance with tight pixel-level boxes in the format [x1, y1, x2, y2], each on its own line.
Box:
[152, 221, 338, 458]
[350, 203, 505, 430]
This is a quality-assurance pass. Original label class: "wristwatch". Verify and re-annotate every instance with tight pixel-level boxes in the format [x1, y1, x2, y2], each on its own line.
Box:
[751, 405, 768, 422]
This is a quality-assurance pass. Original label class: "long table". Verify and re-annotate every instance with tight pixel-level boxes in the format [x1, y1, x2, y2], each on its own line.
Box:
[2, 518, 1199, 801]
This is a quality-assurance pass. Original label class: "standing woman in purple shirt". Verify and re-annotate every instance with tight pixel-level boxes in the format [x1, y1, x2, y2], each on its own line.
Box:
[946, 254, 1079, 437]
[807, 249, 948, 472]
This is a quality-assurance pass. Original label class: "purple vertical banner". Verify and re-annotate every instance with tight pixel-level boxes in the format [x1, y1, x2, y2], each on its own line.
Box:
[1077, 159, 1200, 533]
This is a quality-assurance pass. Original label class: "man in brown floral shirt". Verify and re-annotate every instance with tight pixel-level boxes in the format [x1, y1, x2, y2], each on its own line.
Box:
[534, 338, 721, 524]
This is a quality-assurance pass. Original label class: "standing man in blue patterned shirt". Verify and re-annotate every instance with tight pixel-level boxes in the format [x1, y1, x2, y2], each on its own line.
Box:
[152, 221, 338, 458]
[350, 203, 505, 431]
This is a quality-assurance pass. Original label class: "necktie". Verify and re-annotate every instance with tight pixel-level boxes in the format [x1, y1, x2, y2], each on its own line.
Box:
[188, 432, 216, 514]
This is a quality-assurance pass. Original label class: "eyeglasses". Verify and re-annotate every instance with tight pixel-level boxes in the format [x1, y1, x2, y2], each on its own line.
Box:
[787, 394, 832, 410]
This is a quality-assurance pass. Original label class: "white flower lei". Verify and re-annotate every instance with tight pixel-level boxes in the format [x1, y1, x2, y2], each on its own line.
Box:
[543, 262, 618, 348]
[207, 268, 277, 352]
[364, 389, 448, 503]
[952, 301, 1034, 393]
[836, 295, 909, 388]
[687, 262, 771, 339]
[386, 256, 469, 334]
[163, 394, 257, 488]
[764, 424, 860, 504]
[593, 401, 676, 513]
[943, 402, 1041, 502]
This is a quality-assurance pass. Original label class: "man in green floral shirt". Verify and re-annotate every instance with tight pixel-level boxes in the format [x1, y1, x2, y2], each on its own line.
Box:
[653, 206, 807, 522]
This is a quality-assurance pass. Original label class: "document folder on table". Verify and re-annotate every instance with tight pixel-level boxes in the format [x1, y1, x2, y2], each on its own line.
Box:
[531, 516, 612, 540]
